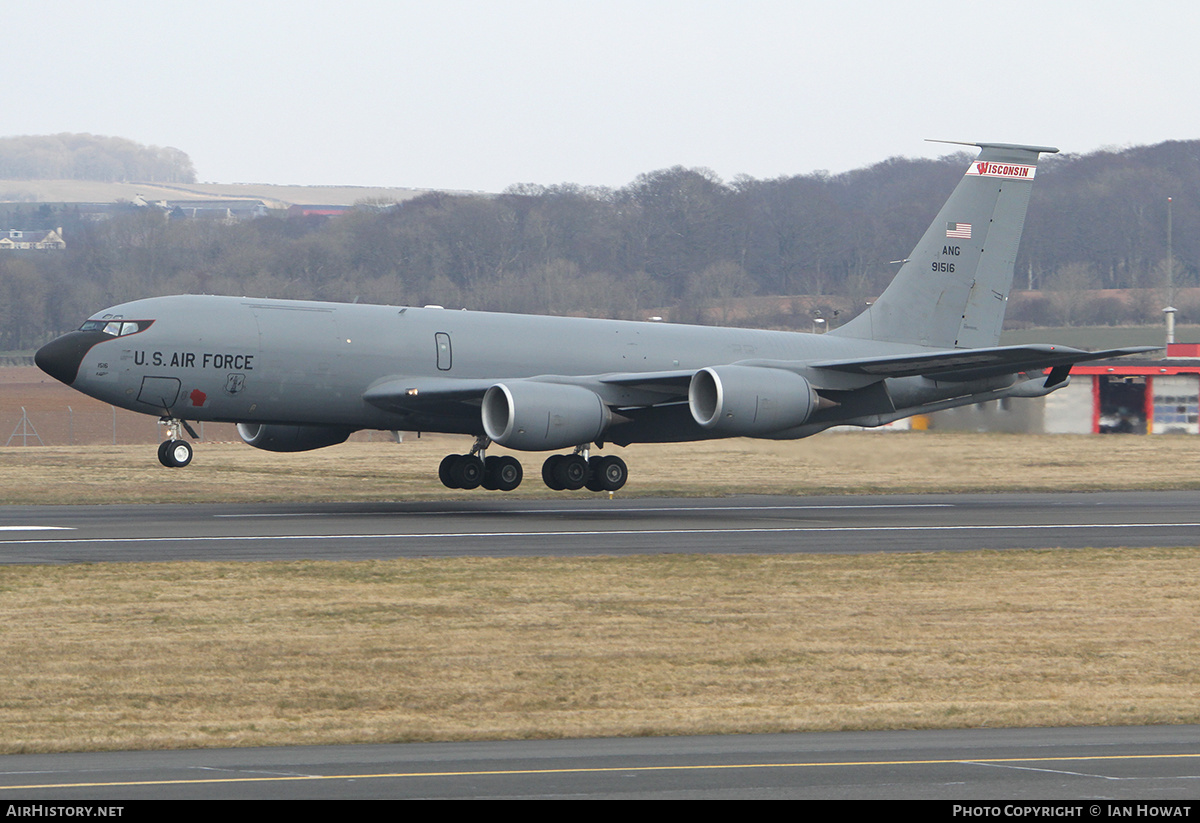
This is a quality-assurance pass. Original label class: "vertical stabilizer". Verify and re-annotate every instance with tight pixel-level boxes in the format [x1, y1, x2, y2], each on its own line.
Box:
[831, 142, 1057, 349]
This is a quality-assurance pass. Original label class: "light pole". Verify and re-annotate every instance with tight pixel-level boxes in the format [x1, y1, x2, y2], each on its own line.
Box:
[1167, 196, 1174, 310]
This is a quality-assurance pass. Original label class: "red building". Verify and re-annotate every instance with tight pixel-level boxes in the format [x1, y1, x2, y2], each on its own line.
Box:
[1048, 343, 1200, 435]
[925, 343, 1200, 435]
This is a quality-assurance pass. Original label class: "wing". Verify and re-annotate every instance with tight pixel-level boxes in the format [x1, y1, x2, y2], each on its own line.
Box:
[363, 344, 1157, 416]
[363, 376, 498, 411]
[363, 371, 695, 416]
[362, 371, 700, 448]
[806, 344, 1160, 383]
[359, 377, 497, 435]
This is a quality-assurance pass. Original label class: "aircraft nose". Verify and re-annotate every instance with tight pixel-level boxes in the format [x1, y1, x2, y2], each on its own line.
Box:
[35, 331, 106, 386]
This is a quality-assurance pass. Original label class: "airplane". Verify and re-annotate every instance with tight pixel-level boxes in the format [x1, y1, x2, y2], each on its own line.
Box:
[34, 141, 1154, 493]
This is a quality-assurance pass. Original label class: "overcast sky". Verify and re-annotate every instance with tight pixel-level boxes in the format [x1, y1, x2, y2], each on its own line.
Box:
[11, 0, 1199, 191]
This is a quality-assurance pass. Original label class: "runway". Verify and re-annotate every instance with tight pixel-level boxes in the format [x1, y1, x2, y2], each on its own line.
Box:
[2, 490, 1200, 563]
[1, 725, 1198, 799]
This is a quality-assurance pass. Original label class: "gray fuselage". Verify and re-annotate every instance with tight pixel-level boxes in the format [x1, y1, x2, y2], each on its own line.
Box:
[56, 293, 933, 442]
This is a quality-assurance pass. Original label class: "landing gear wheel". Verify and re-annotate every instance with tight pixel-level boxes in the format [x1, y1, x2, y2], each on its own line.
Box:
[542, 455, 565, 490]
[449, 454, 484, 490]
[487, 455, 523, 492]
[553, 454, 589, 491]
[481, 456, 501, 490]
[170, 440, 193, 468]
[593, 455, 627, 491]
[159, 439, 193, 468]
[585, 456, 607, 492]
[439, 454, 459, 488]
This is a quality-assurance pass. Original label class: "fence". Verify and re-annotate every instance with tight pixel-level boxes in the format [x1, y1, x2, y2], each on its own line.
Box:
[1, 403, 404, 447]
[3, 404, 242, 446]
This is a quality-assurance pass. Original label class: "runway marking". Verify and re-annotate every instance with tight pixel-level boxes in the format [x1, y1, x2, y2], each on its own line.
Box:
[0, 526, 73, 531]
[967, 760, 1183, 781]
[2, 522, 1200, 547]
[213, 504, 956, 518]
[3, 752, 1198, 791]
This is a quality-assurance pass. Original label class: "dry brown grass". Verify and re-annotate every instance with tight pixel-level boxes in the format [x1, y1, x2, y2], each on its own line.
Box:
[1, 550, 1198, 753]
[3, 430, 1200, 504]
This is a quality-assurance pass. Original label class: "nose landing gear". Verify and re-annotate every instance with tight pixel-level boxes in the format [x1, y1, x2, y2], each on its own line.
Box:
[157, 417, 198, 468]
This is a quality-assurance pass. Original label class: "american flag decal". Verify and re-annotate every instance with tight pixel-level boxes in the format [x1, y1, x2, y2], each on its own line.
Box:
[946, 222, 971, 239]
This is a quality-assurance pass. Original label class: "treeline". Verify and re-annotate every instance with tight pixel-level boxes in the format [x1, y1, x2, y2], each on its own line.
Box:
[0, 134, 195, 184]
[1, 140, 1198, 351]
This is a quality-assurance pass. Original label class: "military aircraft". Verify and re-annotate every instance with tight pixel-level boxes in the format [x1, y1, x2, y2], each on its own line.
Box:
[35, 141, 1153, 492]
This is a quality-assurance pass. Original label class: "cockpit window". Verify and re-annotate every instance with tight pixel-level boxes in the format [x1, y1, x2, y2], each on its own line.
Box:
[79, 319, 152, 336]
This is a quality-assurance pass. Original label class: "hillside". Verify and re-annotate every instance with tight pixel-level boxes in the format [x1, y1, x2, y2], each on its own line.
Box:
[2, 138, 1199, 351]
[0, 180, 452, 207]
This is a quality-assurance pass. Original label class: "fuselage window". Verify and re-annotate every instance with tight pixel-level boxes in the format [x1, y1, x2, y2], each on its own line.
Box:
[436, 332, 452, 371]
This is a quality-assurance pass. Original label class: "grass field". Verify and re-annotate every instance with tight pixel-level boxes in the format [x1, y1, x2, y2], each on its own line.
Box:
[4, 429, 1200, 504]
[3, 549, 1198, 753]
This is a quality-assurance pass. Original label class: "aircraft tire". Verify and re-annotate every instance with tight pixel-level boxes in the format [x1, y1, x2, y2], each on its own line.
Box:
[595, 455, 628, 492]
[481, 456, 500, 490]
[585, 456, 606, 492]
[542, 455, 565, 490]
[451, 454, 484, 490]
[157, 440, 173, 468]
[438, 454, 459, 488]
[493, 455, 523, 491]
[163, 439, 192, 468]
[554, 454, 589, 491]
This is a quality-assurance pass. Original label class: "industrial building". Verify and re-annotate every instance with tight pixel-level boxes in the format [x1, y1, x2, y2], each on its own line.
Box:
[931, 343, 1200, 435]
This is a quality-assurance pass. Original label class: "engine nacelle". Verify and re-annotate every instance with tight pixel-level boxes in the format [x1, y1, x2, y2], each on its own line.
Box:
[481, 381, 610, 451]
[236, 423, 355, 452]
[688, 365, 819, 436]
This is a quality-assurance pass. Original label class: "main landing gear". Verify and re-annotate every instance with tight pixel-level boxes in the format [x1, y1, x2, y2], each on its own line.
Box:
[438, 439, 628, 492]
[157, 417, 197, 468]
[439, 436, 524, 491]
[541, 452, 627, 492]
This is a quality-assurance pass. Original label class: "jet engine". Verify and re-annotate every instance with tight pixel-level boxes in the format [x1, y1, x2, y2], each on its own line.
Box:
[688, 365, 819, 436]
[481, 381, 610, 451]
[236, 423, 355, 452]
